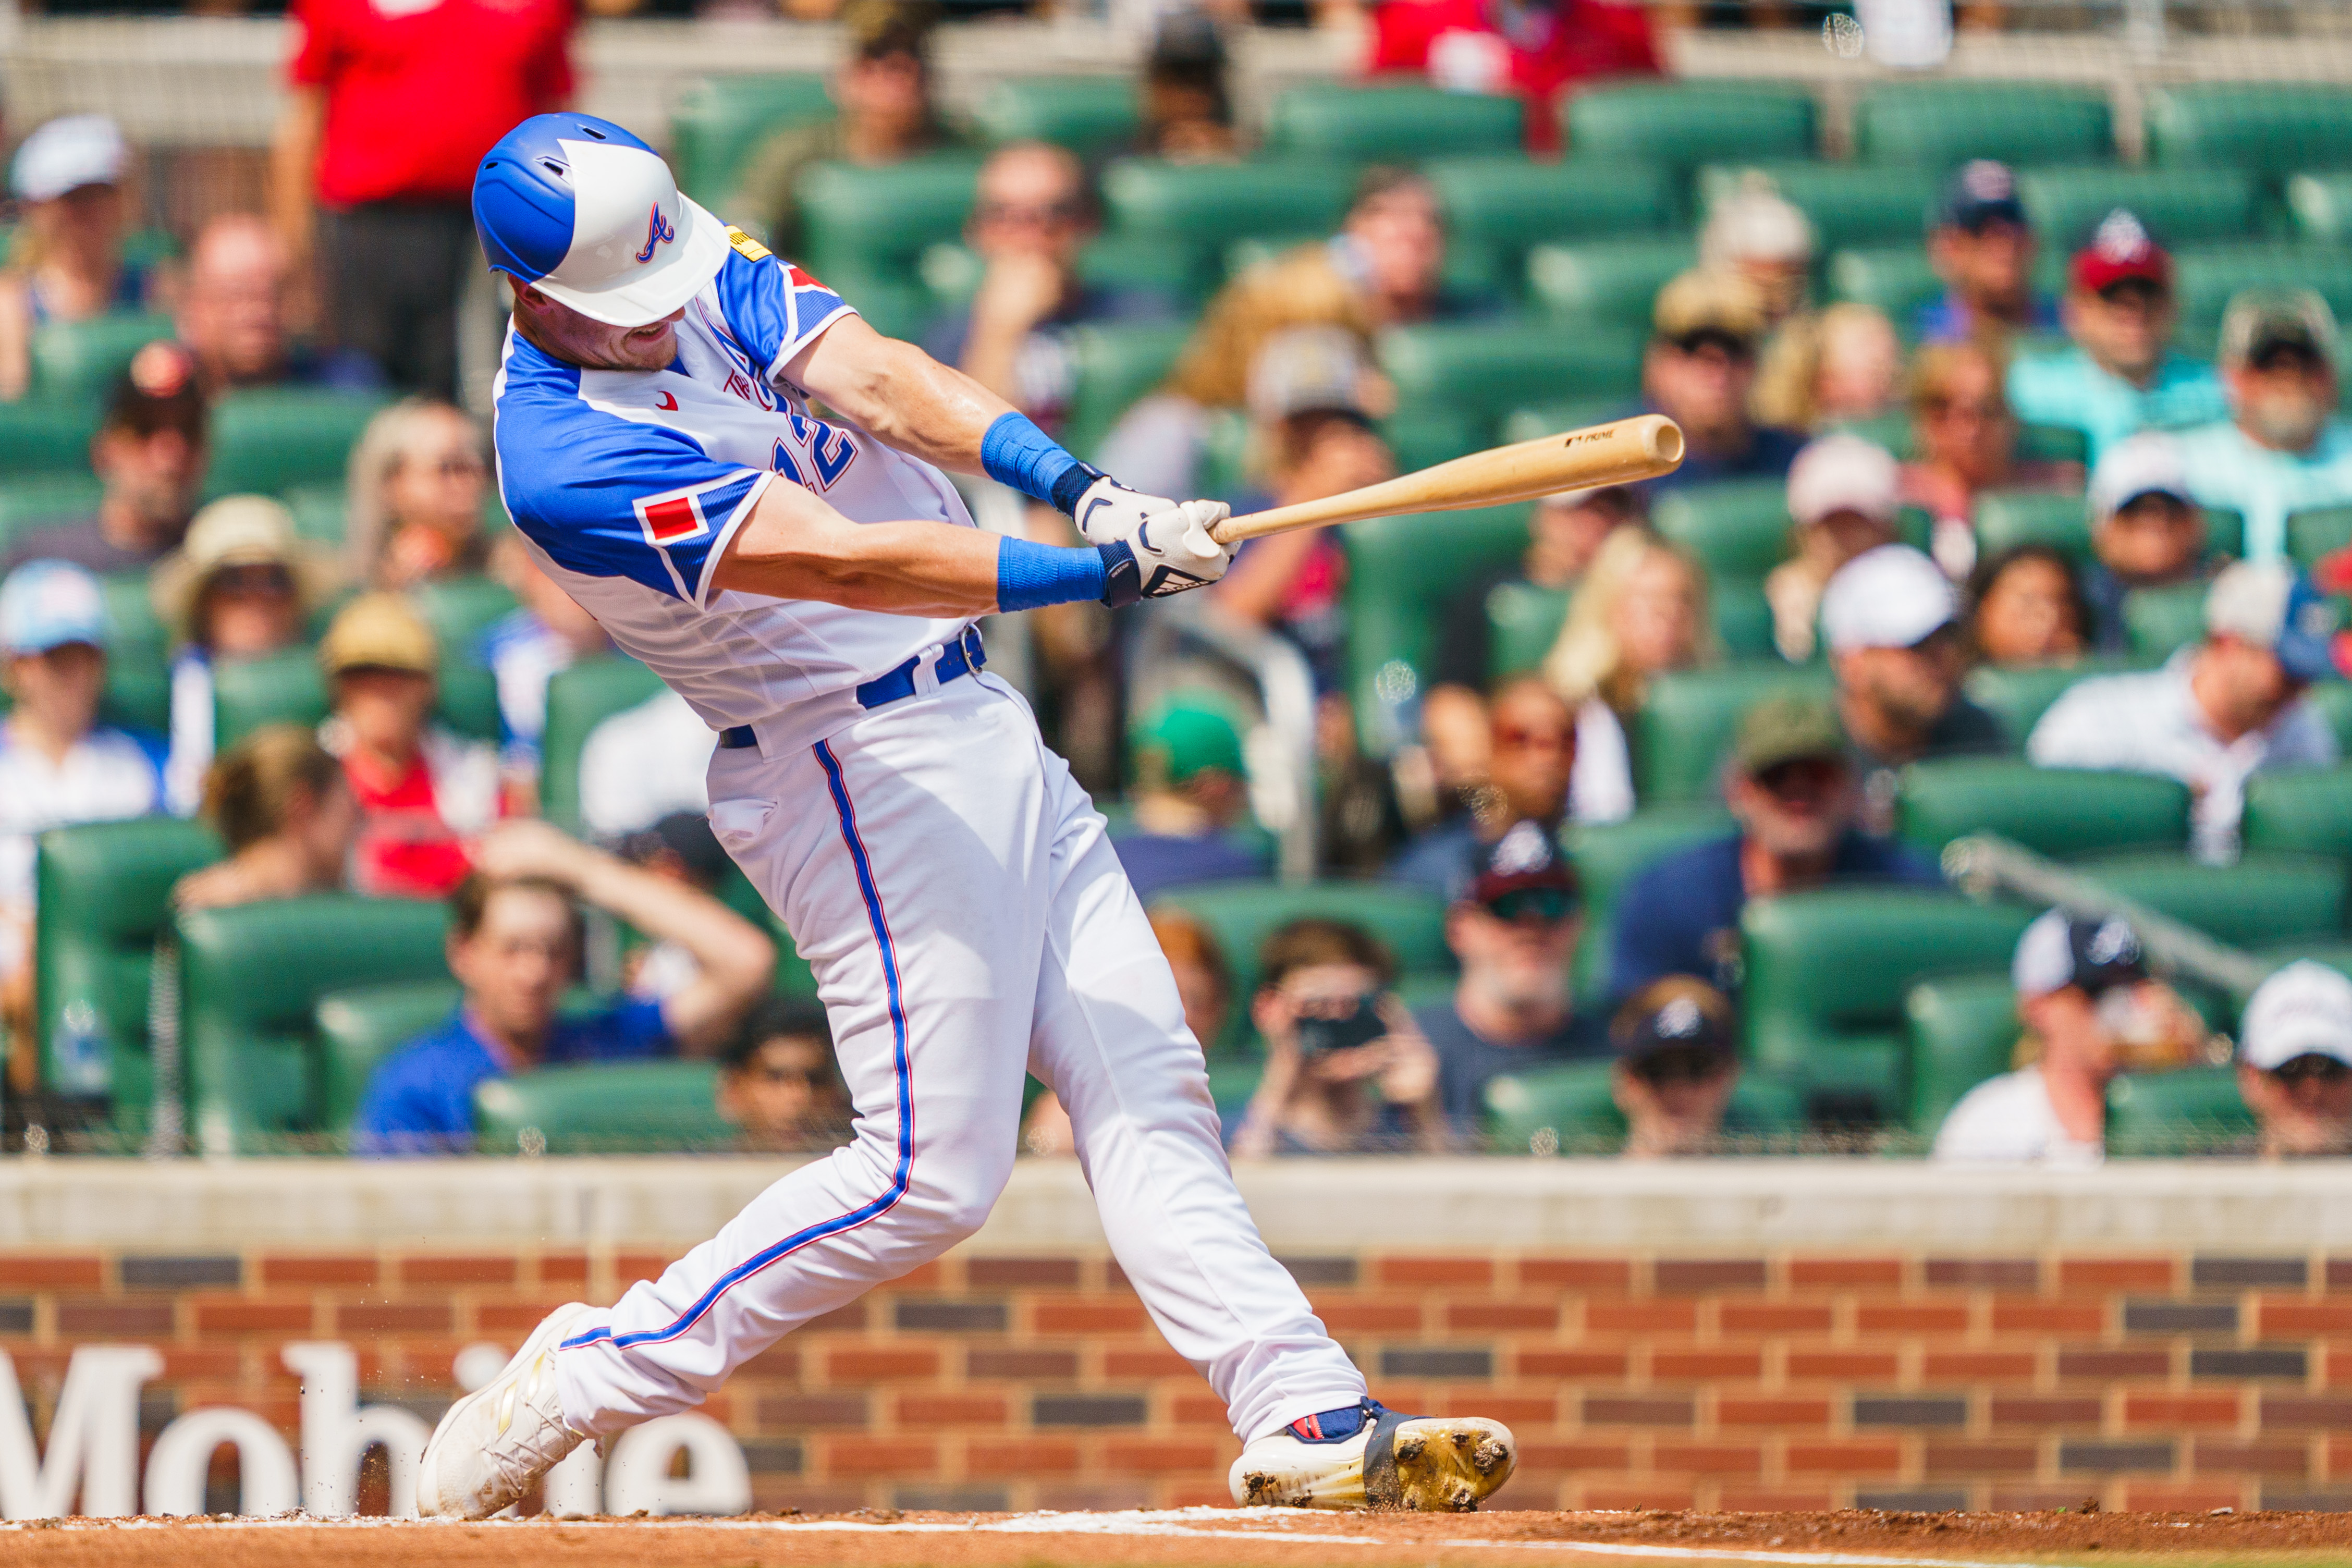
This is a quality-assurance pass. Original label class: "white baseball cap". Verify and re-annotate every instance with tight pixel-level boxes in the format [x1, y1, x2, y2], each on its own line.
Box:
[0, 560, 109, 654]
[12, 114, 126, 202]
[2089, 432, 2194, 523]
[1786, 432, 1900, 529]
[2240, 960, 2352, 1072]
[1820, 543, 1958, 653]
[2205, 560, 2344, 683]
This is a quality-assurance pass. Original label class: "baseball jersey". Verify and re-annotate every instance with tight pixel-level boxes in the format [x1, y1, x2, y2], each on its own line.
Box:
[492, 234, 976, 754]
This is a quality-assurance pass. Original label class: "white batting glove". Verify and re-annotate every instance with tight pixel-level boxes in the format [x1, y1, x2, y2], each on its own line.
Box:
[1072, 473, 1180, 547]
[1102, 499, 1235, 604]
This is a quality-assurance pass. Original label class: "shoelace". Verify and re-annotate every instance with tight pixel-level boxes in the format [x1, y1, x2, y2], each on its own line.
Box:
[481, 1353, 580, 1501]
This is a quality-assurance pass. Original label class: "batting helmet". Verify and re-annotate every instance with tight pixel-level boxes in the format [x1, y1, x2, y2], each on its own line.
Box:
[472, 113, 729, 328]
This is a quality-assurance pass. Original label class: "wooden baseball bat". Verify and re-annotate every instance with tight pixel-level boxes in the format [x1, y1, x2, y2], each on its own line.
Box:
[1207, 414, 1685, 545]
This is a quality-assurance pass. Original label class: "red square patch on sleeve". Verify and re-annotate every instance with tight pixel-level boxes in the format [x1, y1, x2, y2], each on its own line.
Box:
[632, 477, 739, 548]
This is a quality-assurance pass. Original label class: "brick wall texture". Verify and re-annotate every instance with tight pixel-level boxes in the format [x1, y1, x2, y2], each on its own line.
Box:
[6, 1244, 2352, 1514]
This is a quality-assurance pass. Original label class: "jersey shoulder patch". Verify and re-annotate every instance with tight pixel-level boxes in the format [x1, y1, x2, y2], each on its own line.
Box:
[633, 475, 740, 548]
[727, 226, 772, 262]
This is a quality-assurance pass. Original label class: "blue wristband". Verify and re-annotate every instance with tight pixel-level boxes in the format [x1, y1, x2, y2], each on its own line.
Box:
[981, 412, 1098, 512]
[997, 535, 1126, 612]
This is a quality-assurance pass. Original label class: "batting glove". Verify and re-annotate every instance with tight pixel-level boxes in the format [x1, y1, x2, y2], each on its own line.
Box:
[1100, 499, 1235, 606]
[1072, 473, 1181, 547]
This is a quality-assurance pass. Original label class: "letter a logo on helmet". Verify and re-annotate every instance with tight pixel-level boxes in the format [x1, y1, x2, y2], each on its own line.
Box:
[472, 114, 729, 328]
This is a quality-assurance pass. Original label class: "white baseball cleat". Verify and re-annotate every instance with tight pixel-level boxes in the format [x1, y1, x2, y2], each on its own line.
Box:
[417, 1301, 599, 1520]
[1229, 1399, 1515, 1511]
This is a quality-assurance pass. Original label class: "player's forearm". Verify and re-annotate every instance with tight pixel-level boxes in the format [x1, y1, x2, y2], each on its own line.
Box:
[803, 328, 1015, 475]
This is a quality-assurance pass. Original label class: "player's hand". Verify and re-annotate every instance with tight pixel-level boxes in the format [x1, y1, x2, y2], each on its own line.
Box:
[1071, 473, 1179, 546]
[1106, 499, 1234, 602]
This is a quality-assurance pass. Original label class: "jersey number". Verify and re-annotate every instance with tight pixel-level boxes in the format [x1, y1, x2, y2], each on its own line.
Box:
[772, 411, 856, 492]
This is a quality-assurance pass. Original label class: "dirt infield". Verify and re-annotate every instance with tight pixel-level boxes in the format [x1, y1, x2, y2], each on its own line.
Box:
[8, 1508, 2352, 1568]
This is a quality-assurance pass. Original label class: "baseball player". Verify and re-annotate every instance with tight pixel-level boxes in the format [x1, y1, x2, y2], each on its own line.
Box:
[416, 113, 1515, 1520]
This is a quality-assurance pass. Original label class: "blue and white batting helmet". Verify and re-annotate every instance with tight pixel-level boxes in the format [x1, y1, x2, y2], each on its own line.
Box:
[473, 114, 730, 328]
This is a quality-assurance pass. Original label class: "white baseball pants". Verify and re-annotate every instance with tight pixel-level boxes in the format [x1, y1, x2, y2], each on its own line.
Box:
[552, 672, 1366, 1444]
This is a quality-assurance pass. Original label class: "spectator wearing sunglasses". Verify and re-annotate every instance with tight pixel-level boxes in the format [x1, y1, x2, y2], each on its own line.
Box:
[1915, 162, 2059, 348]
[1611, 695, 1937, 1003]
[1609, 978, 1741, 1159]
[2175, 291, 2352, 567]
[2008, 210, 2226, 466]
[718, 997, 851, 1155]
[2237, 961, 2352, 1160]
[1413, 822, 1604, 1141]
[1637, 270, 1806, 494]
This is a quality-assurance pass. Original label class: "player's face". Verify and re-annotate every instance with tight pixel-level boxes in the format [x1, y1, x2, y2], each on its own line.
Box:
[519, 289, 686, 373]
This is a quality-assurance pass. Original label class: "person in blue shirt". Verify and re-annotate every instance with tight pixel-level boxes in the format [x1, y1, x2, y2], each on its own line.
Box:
[354, 818, 776, 1153]
[2175, 289, 2352, 567]
[1108, 693, 1271, 904]
[2007, 210, 2227, 466]
[1610, 694, 1939, 1002]
[1637, 270, 1806, 495]
[1913, 160, 2060, 348]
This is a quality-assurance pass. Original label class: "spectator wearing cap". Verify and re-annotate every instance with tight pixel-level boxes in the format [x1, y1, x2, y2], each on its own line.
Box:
[0, 563, 165, 1052]
[2237, 961, 2352, 1160]
[1639, 271, 1808, 494]
[1967, 545, 2090, 669]
[482, 535, 610, 811]
[0, 115, 159, 403]
[1823, 544, 2007, 830]
[354, 819, 774, 1155]
[1366, 0, 1659, 154]
[0, 342, 210, 579]
[719, 997, 851, 1155]
[1611, 694, 1937, 1002]
[1109, 695, 1273, 904]
[2029, 561, 2339, 863]
[923, 142, 1174, 440]
[1136, 11, 1242, 163]
[1767, 433, 1902, 664]
[1934, 910, 2206, 1164]
[317, 592, 501, 898]
[730, 0, 966, 255]
[151, 495, 343, 816]
[1699, 183, 1815, 332]
[1610, 978, 1742, 1159]
[1900, 339, 2082, 580]
[2081, 432, 2212, 653]
[1915, 161, 2059, 347]
[173, 725, 360, 913]
[2174, 290, 2352, 566]
[2008, 209, 2227, 465]
[1413, 820, 1605, 1140]
[273, 0, 572, 400]
[174, 213, 382, 397]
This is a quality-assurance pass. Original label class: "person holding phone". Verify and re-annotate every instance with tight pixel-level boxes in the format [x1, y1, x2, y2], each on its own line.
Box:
[1229, 918, 1445, 1157]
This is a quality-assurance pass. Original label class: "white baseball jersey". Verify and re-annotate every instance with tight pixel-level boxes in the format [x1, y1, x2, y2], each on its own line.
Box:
[491, 232, 976, 753]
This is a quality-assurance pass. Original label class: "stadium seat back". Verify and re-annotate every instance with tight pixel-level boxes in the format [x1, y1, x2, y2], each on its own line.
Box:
[1896, 759, 2189, 860]
[797, 155, 985, 280]
[1563, 82, 1817, 175]
[1268, 84, 1522, 165]
[2288, 172, 2352, 244]
[1742, 889, 2037, 1122]
[2174, 244, 2352, 352]
[1633, 662, 1836, 803]
[540, 655, 669, 831]
[1904, 972, 2020, 1134]
[0, 475, 104, 556]
[475, 1060, 733, 1155]
[435, 658, 504, 744]
[0, 401, 99, 477]
[314, 978, 464, 1134]
[2146, 84, 2352, 180]
[2071, 850, 2347, 947]
[1564, 803, 1734, 1004]
[1852, 83, 2113, 169]
[29, 313, 174, 407]
[1378, 323, 1646, 431]
[281, 483, 347, 545]
[1965, 657, 2148, 749]
[668, 74, 834, 209]
[1426, 158, 1675, 299]
[1713, 577, 1775, 660]
[211, 649, 328, 750]
[2105, 1066, 2257, 1153]
[1102, 158, 1355, 251]
[973, 77, 1141, 155]
[1696, 162, 1939, 253]
[1527, 237, 1697, 327]
[33, 818, 223, 1128]
[1484, 1060, 1805, 1155]
[1061, 321, 1194, 462]
[411, 577, 522, 659]
[176, 895, 452, 1149]
[1828, 246, 1944, 325]
[1342, 504, 1532, 752]
[1484, 582, 1570, 682]
[2124, 582, 2211, 662]
[1974, 488, 2089, 561]
[2243, 765, 2352, 860]
[204, 389, 394, 498]
[2016, 165, 2257, 251]
[2287, 505, 2352, 570]
[1650, 480, 1793, 581]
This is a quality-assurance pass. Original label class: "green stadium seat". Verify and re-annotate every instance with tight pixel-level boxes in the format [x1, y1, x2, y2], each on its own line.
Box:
[1713, 578, 1774, 662]
[0, 400, 98, 476]
[1828, 245, 1943, 325]
[1148, 880, 1452, 1054]
[1425, 157, 1674, 299]
[1650, 479, 1792, 581]
[281, 483, 347, 545]
[1498, 396, 1635, 447]
[1563, 81, 1816, 177]
[1696, 162, 1939, 253]
[175, 895, 451, 1149]
[2015, 165, 2257, 251]
[204, 389, 394, 499]
[1482, 581, 1568, 681]
[314, 978, 462, 1134]
[1527, 236, 1696, 327]
[1483, 1059, 1805, 1155]
[98, 573, 166, 663]
[2124, 582, 2211, 662]
[410, 576, 521, 659]
[1343, 503, 1531, 752]
[1101, 158, 1355, 274]
[32, 818, 223, 1125]
[1267, 83, 1521, 165]
[475, 1060, 733, 1155]
[2173, 245, 2352, 353]
[2309, 682, 2352, 754]
[0, 474, 103, 552]
[1903, 972, 2018, 1135]
[1974, 489, 2089, 561]
[2020, 424, 2092, 468]
[2068, 850, 2346, 948]
[1895, 759, 2188, 860]
[2287, 505, 2352, 570]
[2146, 85, 2352, 183]
[1061, 321, 1193, 463]
[972, 76, 1140, 155]
[2105, 1067, 2256, 1154]
[2243, 766, 2352, 860]
[1077, 232, 1210, 305]
[540, 654, 667, 831]
[435, 658, 503, 744]
[809, 266, 932, 345]
[29, 313, 173, 406]
[668, 74, 835, 209]
[795, 155, 984, 288]
[1851, 82, 2112, 169]
[1563, 803, 1734, 1003]
[2288, 173, 2352, 244]
[2205, 507, 2247, 559]
[1741, 889, 2037, 1123]
[1632, 662, 1835, 804]
[101, 654, 170, 738]
[1378, 322, 1647, 434]
[211, 649, 327, 749]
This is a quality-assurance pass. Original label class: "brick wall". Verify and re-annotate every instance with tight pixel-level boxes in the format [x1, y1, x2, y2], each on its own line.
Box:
[5, 1241, 2350, 1515]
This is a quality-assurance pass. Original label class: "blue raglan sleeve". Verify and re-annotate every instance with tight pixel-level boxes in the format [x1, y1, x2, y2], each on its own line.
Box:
[706, 235, 856, 384]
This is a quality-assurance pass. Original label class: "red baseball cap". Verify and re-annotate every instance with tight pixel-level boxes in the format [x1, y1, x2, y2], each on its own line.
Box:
[2071, 207, 2171, 295]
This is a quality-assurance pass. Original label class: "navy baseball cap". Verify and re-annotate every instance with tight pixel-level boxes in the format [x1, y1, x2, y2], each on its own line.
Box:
[2206, 561, 2346, 683]
[1937, 160, 2028, 233]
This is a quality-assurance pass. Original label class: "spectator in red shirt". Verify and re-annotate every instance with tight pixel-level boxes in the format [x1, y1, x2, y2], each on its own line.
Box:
[317, 592, 501, 898]
[1367, 0, 1660, 154]
[271, 0, 574, 399]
